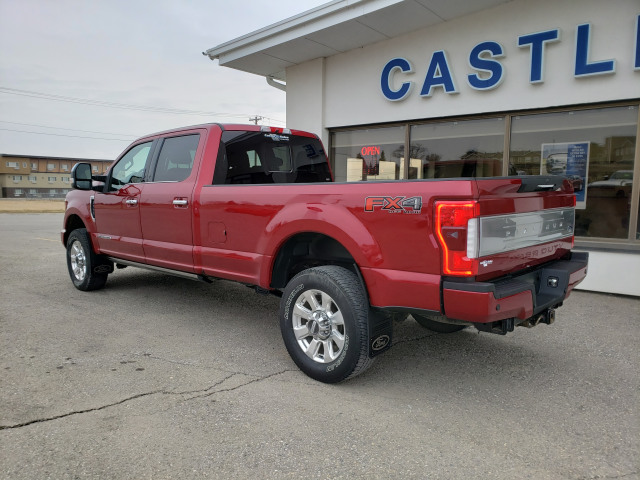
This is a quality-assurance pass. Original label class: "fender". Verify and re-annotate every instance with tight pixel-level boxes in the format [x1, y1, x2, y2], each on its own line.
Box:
[61, 190, 96, 247]
[258, 202, 384, 287]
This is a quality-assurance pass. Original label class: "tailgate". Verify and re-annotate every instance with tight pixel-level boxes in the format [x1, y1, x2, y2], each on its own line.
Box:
[471, 176, 576, 281]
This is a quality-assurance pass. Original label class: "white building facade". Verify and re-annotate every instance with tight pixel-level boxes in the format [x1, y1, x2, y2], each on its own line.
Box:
[207, 0, 640, 296]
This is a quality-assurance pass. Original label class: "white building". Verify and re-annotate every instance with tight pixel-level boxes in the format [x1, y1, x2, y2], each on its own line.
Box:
[206, 0, 640, 296]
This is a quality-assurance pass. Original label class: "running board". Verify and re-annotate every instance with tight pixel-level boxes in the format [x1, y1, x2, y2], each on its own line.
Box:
[107, 258, 212, 283]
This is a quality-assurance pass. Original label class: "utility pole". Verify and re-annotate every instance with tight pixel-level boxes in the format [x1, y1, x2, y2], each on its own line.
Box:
[249, 115, 264, 125]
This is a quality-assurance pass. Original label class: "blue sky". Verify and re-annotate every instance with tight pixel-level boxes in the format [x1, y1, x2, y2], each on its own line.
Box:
[0, 0, 326, 159]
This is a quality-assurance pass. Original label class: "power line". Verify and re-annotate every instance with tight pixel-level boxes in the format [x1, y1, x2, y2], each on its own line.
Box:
[0, 128, 135, 142]
[0, 120, 137, 138]
[0, 86, 286, 125]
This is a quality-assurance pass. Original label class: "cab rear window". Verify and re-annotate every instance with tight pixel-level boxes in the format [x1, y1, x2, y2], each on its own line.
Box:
[213, 131, 332, 184]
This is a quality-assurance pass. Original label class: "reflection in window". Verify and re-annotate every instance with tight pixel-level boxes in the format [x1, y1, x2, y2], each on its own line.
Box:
[410, 118, 505, 179]
[110, 142, 152, 190]
[510, 106, 637, 240]
[214, 131, 331, 184]
[331, 127, 405, 182]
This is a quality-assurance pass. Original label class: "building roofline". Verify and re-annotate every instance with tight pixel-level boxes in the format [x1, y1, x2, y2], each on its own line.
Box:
[203, 0, 512, 80]
[1, 153, 112, 162]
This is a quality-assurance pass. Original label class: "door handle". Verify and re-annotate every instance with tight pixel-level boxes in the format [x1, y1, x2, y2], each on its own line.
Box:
[173, 199, 188, 206]
[125, 199, 138, 205]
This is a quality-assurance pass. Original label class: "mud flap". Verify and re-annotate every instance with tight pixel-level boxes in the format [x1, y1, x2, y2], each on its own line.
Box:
[368, 309, 393, 357]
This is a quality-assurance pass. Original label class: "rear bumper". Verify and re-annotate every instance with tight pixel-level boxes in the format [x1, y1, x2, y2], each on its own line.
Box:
[442, 252, 588, 324]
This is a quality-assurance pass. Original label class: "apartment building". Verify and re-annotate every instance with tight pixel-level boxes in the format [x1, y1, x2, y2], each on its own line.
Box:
[1, 154, 111, 198]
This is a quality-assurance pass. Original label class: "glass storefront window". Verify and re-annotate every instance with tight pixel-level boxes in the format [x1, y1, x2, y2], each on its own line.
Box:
[410, 117, 505, 179]
[331, 126, 405, 182]
[510, 106, 637, 240]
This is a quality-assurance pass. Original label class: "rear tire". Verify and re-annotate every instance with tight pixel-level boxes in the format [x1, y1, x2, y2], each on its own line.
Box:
[412, 314, 466, 333]
[66, 228, 110, 291]
[279, 266, 374, 383]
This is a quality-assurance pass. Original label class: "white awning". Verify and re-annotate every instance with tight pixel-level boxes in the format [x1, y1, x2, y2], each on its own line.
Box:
[204, 0, 513, 81]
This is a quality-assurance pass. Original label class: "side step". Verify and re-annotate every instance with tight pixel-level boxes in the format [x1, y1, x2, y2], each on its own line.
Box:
[107, 257, 213, 283]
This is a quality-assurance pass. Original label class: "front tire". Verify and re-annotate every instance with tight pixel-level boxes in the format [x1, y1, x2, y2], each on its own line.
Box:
[66, 228, 109, 291]
[279, 266, 374, 383]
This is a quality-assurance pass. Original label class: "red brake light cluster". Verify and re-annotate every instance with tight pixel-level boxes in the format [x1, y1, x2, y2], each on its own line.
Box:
[435, 201, 480, 276]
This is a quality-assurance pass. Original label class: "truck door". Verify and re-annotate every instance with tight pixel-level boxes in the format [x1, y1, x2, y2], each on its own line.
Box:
[93, 141, 154, 262]
[138, 133, 202, 272]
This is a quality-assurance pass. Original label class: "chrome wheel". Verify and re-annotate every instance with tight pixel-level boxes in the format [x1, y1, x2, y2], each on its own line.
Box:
[292, 289, 346, 363]
[280, 266, 375, 383]
[69, 240, 87, 282]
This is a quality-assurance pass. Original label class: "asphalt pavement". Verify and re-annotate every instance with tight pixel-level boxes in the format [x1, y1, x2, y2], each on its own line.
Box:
[1, 213, 638, 479]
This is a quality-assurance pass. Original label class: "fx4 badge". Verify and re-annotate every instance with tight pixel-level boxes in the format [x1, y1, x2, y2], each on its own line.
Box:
[364, 196, 423, 214]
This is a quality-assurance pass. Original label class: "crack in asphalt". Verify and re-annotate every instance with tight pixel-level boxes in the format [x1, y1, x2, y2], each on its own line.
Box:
[0, 390, 163, 431]
[0, 369, 293, 431]
[183, 369, 294, 400]
[589, 473, 639, 479]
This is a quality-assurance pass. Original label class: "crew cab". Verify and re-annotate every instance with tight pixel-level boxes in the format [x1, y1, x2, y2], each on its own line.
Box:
[62, 123, 588, 383]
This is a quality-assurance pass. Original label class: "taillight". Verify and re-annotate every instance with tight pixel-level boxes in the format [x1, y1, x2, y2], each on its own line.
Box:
[435, 201, 479, 276]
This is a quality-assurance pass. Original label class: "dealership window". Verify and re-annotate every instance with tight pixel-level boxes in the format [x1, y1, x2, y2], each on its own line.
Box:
[510, 106, 637, 240]
[410, 117, 505, 179]
[331, 126, 405, 182]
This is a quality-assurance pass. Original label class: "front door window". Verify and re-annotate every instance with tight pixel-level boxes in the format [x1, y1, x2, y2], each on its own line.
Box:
[109, 142, 152, 190]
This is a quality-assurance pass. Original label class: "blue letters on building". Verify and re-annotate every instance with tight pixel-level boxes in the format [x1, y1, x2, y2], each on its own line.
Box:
[517, 29, 560, 83]
[379, 18, 634, 102]
[467, 41, 505, 90]
[574, 23, 615, 77]
[635, 15, 640, 70]
[420, 51, 458, 96]
[380, 58, 413, 101]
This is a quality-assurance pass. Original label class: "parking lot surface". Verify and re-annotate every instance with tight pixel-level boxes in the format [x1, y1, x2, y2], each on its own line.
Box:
[1, 213, 638, 479]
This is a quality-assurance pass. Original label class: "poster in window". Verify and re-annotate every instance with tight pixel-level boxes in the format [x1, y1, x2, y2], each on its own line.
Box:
[541, 141, 589, 209]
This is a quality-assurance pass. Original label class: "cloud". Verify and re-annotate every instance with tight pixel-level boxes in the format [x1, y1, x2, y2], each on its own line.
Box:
[0, 0, 324, 158]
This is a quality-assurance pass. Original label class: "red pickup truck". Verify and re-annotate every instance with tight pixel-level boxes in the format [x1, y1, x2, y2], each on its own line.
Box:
[62, 123, 588, 383]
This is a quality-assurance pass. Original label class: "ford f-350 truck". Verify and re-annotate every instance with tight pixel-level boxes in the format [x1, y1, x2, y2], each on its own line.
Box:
[62, 123, 588, 383]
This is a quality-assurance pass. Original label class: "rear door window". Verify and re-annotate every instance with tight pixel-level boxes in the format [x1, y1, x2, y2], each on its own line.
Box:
[152, 134, 200, 182]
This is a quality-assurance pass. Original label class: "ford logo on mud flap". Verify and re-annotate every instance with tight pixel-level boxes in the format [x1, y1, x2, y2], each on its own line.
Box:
[371, 335, 390, 351]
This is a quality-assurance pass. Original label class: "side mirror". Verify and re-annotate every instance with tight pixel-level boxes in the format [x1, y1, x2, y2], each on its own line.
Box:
[71, 163, 93, 190]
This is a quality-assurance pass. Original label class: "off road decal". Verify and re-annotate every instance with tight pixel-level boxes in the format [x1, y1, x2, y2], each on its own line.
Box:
[364, 196, 422, 214]
[326, 334, 349, 372]
[284, 284, 304, 320]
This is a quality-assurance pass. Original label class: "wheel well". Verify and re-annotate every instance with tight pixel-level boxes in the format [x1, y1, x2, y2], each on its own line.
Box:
[64, 215, 86, 245]
[270, 233, 356, 288]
